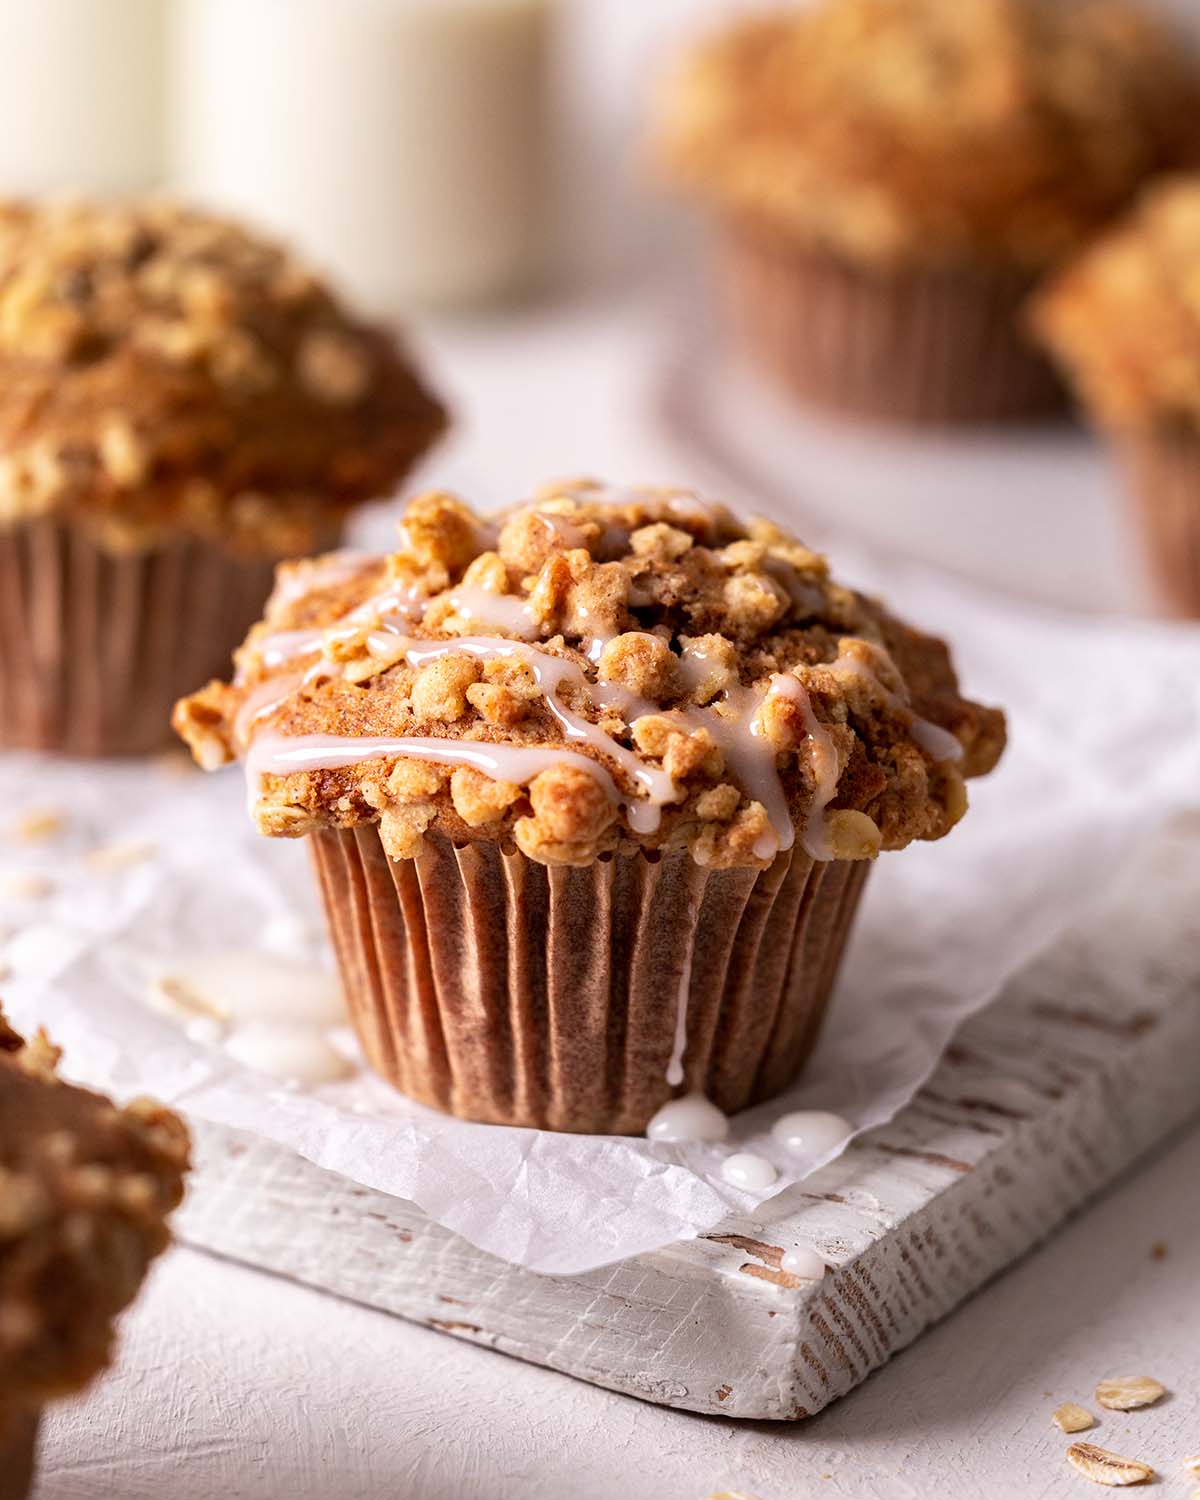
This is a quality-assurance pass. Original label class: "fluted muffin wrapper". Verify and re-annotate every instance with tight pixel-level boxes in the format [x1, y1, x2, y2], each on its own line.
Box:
[720, 220, 1065, 426]
[1122, 433, 1200, 619]
[0, 1407, 39, 1500]
[0, 518, 286, 755]
[310, 826, 870, 1135]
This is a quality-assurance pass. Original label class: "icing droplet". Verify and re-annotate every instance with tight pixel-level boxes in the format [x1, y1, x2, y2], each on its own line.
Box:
[720, 1153, 778, 1191]
[780, 1246, 827, 1281]
[156, 951, 346, 1028]
[646, 1092, 729, 1143]
[770, 1110, 852, 1159]
[224, 1021, 353, 1084]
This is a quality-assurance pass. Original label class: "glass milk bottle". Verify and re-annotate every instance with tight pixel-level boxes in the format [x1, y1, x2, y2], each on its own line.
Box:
[0, 0, 167, 192]
[170, 0, 555, 313]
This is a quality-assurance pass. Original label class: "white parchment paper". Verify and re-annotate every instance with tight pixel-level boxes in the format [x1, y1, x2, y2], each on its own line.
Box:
[3, 567, 1198, 1275]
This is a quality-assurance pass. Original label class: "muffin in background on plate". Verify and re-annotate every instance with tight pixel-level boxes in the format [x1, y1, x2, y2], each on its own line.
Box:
[174, 481, 1005, 1135]
[0, 198, 446, 756]
[1032, 175, 1200, 618]
[655, 0, 1200, 426]
[0, 1009, 189, 1500]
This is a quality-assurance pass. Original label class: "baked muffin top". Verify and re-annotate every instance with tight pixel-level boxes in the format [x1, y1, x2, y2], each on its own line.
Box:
[1031, 175, 1200, 431]
[0, 199, 446, 553]
[0, 1010, 189, 1410]
[656, 0, 1199, 271]
[174, 481, 1005, 869]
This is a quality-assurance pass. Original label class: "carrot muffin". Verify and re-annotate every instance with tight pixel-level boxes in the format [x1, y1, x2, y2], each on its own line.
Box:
[0, 198, 446, 755]
[0, 1009, 189, 1499]
[655, 0, 1200, 425]
[174, 481, 1005, 1134]
[1032, 175, 1200, 617]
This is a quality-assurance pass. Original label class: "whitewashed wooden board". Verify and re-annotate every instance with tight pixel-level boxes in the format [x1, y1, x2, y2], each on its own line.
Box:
[176, 822, 1200, 1421]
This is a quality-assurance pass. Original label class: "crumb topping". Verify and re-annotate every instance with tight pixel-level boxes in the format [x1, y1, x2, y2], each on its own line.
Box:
[0, 1009, 189, 1407]
[0, 198, 446, 552]
[656, 0, 1199, 270]
[174, 481, 1004, 870]
[1032, 175, 1200, 431]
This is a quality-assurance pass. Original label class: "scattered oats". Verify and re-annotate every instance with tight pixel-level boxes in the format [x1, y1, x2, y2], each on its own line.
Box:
[85, 841, 156, 872]
[0, 874, 54, 900]
[1095, 1376, 1167, 1411]
[1054, 1402, 1095, 1433]
[1183, 1456, 1200, 1477]
[1067, 1443, 1154, 1487]
[11, 808, 64, 841]
[149, 975, 227, 1022]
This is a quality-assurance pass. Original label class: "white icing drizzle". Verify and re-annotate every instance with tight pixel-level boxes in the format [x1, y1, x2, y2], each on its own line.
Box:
[832, 644, 963, 764]
[224, 1021, 353, 1085]
[766, 674, 839, 861]
[665, 955, 692, 1088]
[442, 585, 540, 640]
[646, 1092, 729, 1143]
[247, 731, 628, 808]
[268, 549, 377, 609]
[721, 1152, 778, 1191]
[771, 1109, 852, 1158]
[780, 1246, 827, 1280]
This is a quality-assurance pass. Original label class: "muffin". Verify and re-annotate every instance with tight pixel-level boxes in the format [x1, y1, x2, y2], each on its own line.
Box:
[655, 0, 1200, 425]
[0, 1009, 189, 1499]
[1032, 175, 1200, 617]
[0, 198, 446, 755]
[174, 481, 1005, 1134]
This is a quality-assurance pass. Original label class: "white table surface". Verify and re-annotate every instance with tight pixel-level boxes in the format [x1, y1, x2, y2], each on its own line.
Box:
[34, 1124, 1200, 1500]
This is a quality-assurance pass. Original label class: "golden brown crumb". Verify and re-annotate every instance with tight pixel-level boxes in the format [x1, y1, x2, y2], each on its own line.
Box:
[0, 198, 445, 552]
[174, 481, 1005, 869]
[656, 0, 1200, 271]
[1053, 1401, 1095, 1433]
[1032, 175, 1200, 431]
[0, 1007, 188, 1406]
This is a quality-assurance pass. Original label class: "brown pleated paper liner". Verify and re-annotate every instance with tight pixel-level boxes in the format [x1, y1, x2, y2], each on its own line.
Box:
[720, 221, 1066, 427]
[310, 827, 870, 1135]
[1123, 433, 1200, 619]
[0, 1407, 39, 1500]
[0, 518, 283, 755]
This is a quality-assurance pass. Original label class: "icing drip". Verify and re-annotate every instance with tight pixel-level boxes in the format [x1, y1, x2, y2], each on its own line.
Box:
[780, 1246, 826, 1281]
[766, 674, 839, 861]
[442, 586, 540, 640]
[247, 732, 628, 808]
[391, 635, 683, 832]
[771, 1109, 852, 1158]
[645, 1092, 729, 1143]
[720, 1153, 778, 1191]
[832, 645, 963, 764]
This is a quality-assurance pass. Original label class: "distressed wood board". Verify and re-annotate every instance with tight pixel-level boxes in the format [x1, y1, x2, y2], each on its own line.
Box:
[176, 822, 1200, 1421]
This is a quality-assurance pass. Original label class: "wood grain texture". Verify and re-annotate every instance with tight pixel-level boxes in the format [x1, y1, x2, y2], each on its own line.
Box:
[177, 824, 1200, 1421]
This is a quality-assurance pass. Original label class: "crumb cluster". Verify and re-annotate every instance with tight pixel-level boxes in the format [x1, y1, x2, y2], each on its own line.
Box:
[175, 481, 1005, 869]
[0, 1010, 189, 1408]
[1032, 175, 1200, 430]
[0, 199, 445, 553]
[656, 0, 1199, 270]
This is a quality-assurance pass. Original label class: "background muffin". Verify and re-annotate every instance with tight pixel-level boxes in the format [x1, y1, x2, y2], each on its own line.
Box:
[1032, 175, 1200, 617]
[656, 0, 1200, 425]
[0, 199, 446, 755]
[175, 481, 1004, 1135]
[0, 1010, 189, 1500]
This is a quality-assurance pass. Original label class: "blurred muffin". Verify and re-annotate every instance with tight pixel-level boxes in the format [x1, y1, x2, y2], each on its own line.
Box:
[1033, 176, 1200, 617]
[0, 199, 446, 755]
[0, 1009, 189, 1499]
[174, 481, 1004, 1135]
[656, 0, 1200, 425]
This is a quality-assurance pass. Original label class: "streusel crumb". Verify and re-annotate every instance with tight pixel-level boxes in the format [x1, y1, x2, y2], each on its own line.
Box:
[174, 481, 1005, 868]
[0, 1008, 189, 1406]
[656, 0, 1200, 271]
[1032, 175, 1200, 431]
[0, 199, 445, 553]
